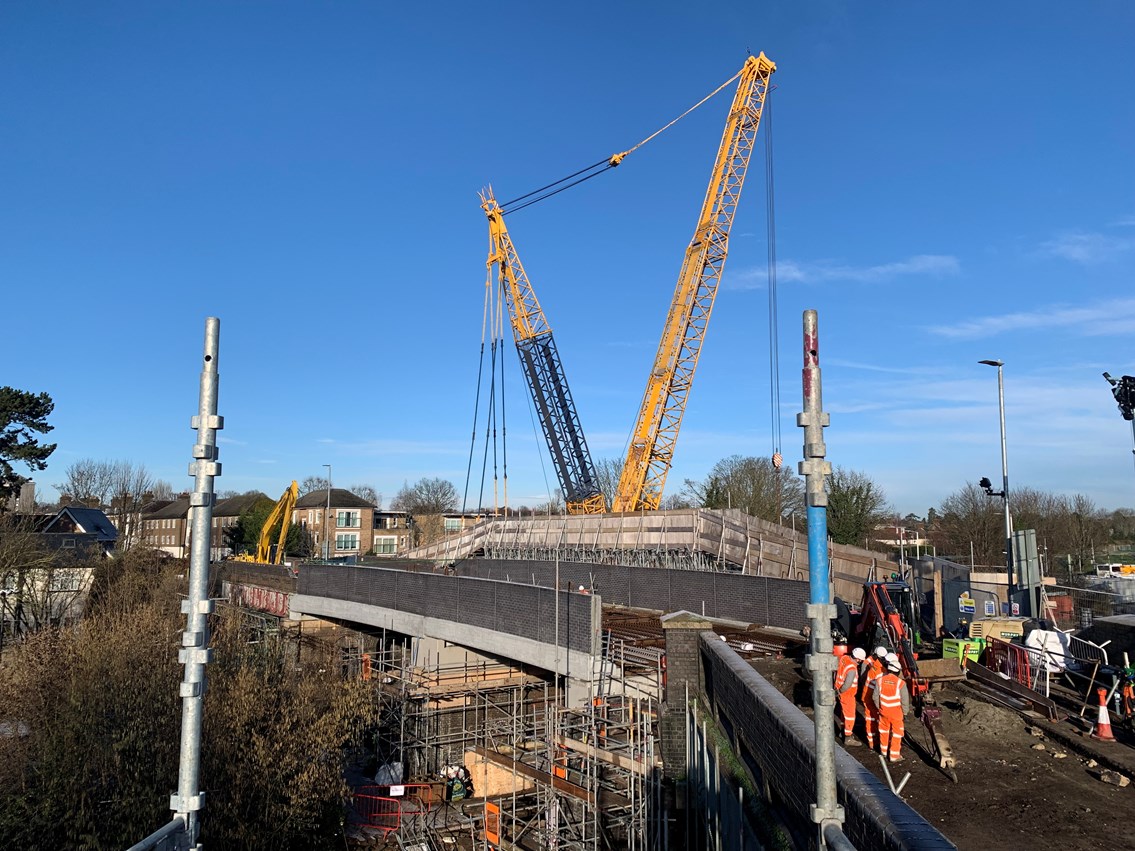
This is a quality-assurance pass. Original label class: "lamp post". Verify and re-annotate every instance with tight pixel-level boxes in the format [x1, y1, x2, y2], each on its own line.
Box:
[979, 359, 1014, 610]
[323, 464, 332, 561]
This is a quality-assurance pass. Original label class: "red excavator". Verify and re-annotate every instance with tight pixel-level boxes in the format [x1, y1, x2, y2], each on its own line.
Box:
[840, 580, 961, 782]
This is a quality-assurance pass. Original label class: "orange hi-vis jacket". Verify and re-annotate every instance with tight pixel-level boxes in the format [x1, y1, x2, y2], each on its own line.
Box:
[835, 654, 859, 696]
[861, 659, 883, 705]
[874, 672, 910, 718]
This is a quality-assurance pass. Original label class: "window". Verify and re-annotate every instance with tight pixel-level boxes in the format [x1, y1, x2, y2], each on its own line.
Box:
[309, 510, 321, 525]
[61, 538, 76, 549]
[335, 533, 359, 551]
[374, 535, 397, 554]
[51, 571, 82, 592]
[444, 517, 462, 532]
[337, 510, 360, 529]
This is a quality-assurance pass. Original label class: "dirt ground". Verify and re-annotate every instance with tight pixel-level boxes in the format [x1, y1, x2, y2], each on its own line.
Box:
[750, 656, 1135, 851]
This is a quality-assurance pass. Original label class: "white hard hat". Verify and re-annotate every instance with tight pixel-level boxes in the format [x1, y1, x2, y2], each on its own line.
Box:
[887, 661, 902, 673]
[851, 647, 867, 660]
[874, 646, 888, 658]
[578, 585, 586, 591]
[885, 652, 899, 664]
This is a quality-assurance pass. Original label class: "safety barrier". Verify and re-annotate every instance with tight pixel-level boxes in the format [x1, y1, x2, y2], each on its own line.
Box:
[353, 783, 437, 835]
[985, 637, 1048, 695]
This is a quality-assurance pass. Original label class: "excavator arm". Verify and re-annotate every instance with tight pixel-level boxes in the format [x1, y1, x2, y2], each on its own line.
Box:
[254, 480, 299, 564]
[612, 53, 776, 512]
[481, 189, 605, 514]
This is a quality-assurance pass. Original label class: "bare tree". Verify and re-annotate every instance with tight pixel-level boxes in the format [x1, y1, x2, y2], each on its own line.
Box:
[682, 455, 805, 523]
[532, 489, 566, 517]
[301, 475, 331, 496]
[56, 459, 116, 506]
[659, 492, 693, 510]
[150, 479, 175, 500]
[592, 457, 624, 510]
[107, 462, 155, 551]
[391, 477, 459, 515]
[931, 482, 1006, 567]
[351, 484, 382, 508]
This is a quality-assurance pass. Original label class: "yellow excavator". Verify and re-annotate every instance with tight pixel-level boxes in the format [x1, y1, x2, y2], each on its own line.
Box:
[229, 481, 299, 564]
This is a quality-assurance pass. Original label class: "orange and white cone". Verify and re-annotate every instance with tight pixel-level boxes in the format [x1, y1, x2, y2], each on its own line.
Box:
[1092, 687, 1116, 742]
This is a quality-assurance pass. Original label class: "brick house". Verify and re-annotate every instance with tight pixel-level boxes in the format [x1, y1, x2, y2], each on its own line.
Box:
[140, 497, 190, 557]
[292, 488, 377, 560]
[371, 510, 412, 556]
[210, 491, 269, 560]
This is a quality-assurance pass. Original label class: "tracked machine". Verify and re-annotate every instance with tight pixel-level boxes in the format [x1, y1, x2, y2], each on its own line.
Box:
[840, 580, 963, 782]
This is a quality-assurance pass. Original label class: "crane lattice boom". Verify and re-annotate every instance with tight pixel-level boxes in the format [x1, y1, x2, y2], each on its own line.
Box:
[612, 53, 776, 513]
[481, 189, 605, 515]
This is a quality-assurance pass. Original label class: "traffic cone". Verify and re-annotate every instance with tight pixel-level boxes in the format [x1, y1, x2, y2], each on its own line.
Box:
[1092, 687, 1116, 742]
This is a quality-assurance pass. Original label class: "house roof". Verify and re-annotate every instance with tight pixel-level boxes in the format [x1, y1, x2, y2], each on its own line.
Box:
[294, 488, 376, 509]
[214, 492, 269, 518]
[147, 497, 191, 520]
[44, 507, 119, 542]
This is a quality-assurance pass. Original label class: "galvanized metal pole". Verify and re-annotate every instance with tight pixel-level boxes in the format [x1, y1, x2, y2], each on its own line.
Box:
[796, 310, 845, 848]
[171, 317, 223, 849]
[324, 464, 332, 561]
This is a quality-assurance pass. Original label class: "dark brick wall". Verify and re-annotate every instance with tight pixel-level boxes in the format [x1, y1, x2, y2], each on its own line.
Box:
[696, 633, 956, 850]
[298, 565, 595, 654]
[454, 559, 810, 629]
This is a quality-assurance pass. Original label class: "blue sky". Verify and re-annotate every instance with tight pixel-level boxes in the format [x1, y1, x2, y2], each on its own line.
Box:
[4, 2, 1134, 516]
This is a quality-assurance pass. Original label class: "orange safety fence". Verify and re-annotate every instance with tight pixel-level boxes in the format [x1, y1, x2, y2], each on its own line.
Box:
[353, 783, 437, 835]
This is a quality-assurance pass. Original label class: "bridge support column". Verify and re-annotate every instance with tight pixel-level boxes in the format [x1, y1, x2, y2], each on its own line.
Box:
[660, 610, 712, 780]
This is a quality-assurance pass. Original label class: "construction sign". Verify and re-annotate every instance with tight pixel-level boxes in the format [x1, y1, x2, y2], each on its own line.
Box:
[958, 593, 976, 614]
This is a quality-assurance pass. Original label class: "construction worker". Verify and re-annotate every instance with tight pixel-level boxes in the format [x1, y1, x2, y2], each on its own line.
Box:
[873, 658, 911, 762]
[861, 646, 887, 751]
[835, 648, 863, 745]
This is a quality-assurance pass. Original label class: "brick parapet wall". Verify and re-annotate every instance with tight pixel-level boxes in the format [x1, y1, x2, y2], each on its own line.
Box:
[696, 633, 956, 850]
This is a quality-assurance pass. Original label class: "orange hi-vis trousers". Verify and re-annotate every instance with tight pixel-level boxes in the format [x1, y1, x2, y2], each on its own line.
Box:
[878, 710, 904, 760]
[838, 690, 857, 738]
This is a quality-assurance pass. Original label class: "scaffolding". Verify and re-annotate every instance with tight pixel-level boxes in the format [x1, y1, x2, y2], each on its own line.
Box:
[350, 626, 666, 849]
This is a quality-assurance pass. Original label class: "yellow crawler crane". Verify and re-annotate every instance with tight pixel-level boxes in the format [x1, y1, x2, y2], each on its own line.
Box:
[231, 480, 299, 564]
[612, 53, 776, 513]
[482, 188, 605, 514]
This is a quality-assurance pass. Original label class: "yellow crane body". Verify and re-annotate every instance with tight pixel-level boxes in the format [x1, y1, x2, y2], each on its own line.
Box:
[482, 189, 605, 514]
[612, 53, 776, 513]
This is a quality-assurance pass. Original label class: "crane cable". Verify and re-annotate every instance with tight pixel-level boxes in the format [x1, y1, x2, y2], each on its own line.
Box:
[462, 255, 495, 513]
[499, 65, 747, 217]
[765, 88, 783, 468]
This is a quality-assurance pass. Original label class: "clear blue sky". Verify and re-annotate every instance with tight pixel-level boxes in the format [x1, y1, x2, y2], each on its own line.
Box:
[4, 2, 1134, 516]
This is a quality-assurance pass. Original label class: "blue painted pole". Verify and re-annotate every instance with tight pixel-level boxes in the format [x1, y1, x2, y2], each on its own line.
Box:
[797, 310, 844, 848]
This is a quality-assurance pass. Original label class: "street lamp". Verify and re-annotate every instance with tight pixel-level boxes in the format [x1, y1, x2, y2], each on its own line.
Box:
[979, 359, 1014, 610]
[323, 464, 333, 561]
